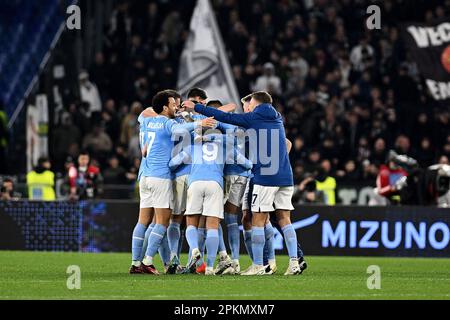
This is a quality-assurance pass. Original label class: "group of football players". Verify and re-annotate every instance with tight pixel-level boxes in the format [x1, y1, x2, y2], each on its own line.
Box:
[130, 87, 307, 276]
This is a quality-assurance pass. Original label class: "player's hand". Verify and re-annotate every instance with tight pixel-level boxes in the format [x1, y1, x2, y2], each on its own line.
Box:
[200, 117, 216, 128]
[181, 100, 195, 112]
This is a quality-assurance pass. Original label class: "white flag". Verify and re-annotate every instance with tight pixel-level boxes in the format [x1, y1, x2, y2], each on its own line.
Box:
[177, 0, 240, 106]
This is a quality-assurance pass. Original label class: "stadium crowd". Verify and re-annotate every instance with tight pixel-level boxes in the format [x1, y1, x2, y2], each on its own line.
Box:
[22, 0, 450, 201]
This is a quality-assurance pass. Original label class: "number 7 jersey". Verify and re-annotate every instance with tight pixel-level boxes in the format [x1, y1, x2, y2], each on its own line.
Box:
[138, 114, 194, 181]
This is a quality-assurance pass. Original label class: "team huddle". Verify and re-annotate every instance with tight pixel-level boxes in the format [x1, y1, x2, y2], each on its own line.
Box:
[130, 88, 307, 276]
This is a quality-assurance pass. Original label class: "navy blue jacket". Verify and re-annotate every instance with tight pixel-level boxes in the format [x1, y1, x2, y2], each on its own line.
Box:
[194, 103, 294, 187]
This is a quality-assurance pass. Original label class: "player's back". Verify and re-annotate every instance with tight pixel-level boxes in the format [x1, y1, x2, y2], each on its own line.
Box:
[224, 126, 250, 178]
[188, 139, 226, 189]
[139, 115, 174, 180]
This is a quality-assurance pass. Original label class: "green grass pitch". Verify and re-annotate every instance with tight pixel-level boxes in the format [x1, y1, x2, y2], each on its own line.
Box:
[0, 251, 449, 300]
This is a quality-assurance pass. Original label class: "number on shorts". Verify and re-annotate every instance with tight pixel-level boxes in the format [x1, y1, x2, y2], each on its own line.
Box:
[252, 194, 258, 205]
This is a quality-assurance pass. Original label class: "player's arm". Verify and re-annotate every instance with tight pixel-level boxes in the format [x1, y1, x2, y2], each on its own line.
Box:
[140, 107, 158, 118]
[286, 138, 292, 154]
[169, 149, 191, 171]
[218, 103, 236, 112]
[216, 121, 240, 133]
[166, 118, 216, 135]
[226, 148, 253, 170]
[187, 103, 253, 128]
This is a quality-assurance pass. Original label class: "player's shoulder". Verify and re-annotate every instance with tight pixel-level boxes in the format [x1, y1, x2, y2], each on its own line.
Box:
[253, 103, 279, 119]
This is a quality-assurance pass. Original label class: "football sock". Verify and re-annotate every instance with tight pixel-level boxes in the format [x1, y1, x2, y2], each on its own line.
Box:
[225, 213, 240, 260]
[158, 234, 170, 266]
[185, 225, 199, 252]
[177, 227, 185, 259]
[265, 222, 275, 261]
[167, 222, 181, 259]
[251, 226, 265, 266]
[218, 224, 227, 253]
[131, 222, 147, 265]
[140, 222, 155, 261]
[144, 224, 167, 262]
[243, 229, 253, 261]
[205, 229, 219, 268]
[198, 227, 206, 265]
[282, 224, 298, 259]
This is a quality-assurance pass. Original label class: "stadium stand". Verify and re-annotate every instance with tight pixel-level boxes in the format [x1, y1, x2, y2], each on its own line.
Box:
[0, 0, 72, 119]
[0, 0, 449, 201]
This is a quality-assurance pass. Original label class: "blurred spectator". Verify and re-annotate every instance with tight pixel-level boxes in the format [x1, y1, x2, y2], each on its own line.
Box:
[293, 176, 325, 204]
[89, 52, 110, 100]
[350, 36, 375, 72]
[1, 178, 21, 201]
[26, 157, 55, 201]
[0, 102, 9, 174]
[68, 151, 102, 200]
[103, 155, 127, 199]
[102, 99, 121, 143]
[370, 138, 388, 166]
[53, 112, 81, 172]
[79, 71, 102, 116]
[120, 102, 142, 146]
[376, 151, 408, 204]
[82, 124, 113, 164]
[315, 159, 337, 205]
[252, 62, 282, 95]
[414, 137, 435, 167]
[336, 160, 361, 183]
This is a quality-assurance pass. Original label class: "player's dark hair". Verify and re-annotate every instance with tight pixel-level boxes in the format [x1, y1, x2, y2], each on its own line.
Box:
[251, 91, 273, 104]
[187, 87, 207, 100]
[79, 150, 90, 157]
[152, 91, 172, 113]
[206, 100, 222, 108]
[162, 89, 181, 100]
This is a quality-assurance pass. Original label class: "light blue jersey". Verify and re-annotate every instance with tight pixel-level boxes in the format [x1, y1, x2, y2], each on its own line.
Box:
[172, 116, 192, 178]
[138, 115, 197, 180]
[169, 135, 252, 189]
[223, 125, 250, 178]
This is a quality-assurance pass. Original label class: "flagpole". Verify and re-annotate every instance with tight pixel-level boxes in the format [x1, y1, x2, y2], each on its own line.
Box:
[204, 0, 242, 112]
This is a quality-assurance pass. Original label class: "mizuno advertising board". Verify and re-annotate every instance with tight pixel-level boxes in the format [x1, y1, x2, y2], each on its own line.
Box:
[288, 205, 450, 257]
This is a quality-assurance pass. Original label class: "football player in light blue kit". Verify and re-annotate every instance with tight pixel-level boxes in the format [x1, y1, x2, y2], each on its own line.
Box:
[169, 129, 252, 275]
[182, 89, 237, 274]
[135, 90, 216, 274]
[201, 100, 250, 275]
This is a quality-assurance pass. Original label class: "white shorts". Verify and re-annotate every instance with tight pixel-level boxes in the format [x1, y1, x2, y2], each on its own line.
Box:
[172, 174, 188, 215]
[241, 179, 251, 211]
[139, 176, 173, 209]
[224, 175, 248, 207]
[251, 184, 295, 212]
[185, 181, 224, 219]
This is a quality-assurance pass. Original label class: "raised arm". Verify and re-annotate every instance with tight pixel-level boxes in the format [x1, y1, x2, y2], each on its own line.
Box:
[165, 117, 216, 135]
[218, 103, 237, 113]
[192, 103, 253, 128]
